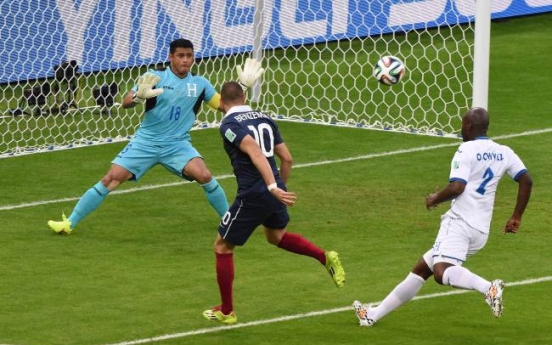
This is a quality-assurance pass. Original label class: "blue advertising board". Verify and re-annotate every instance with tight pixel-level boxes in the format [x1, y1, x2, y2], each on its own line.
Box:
[0, 0, 550, 83]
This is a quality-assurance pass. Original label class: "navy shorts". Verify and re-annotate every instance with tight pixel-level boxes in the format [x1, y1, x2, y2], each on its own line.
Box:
[218, 192, 290, 246]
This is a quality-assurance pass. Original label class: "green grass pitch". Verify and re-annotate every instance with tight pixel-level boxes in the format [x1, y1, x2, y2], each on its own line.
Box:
[0, 13, 551, 345]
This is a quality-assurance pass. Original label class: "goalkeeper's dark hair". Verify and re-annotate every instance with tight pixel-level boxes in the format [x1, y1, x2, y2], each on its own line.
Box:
[221, 81, 244, 104]
[170, 39, 194, 54]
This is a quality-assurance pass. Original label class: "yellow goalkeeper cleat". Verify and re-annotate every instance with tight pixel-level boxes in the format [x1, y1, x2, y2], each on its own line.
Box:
[325, 251, 345, 287]
[47, 213, 73, 235]
[203, 306, 237, 325]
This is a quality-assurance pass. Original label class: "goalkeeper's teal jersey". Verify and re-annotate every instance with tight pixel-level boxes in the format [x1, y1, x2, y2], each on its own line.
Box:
[132, 68, 217, 144]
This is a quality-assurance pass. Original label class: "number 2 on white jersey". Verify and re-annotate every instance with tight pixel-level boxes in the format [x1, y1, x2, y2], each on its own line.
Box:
[476, 167, 494, 195]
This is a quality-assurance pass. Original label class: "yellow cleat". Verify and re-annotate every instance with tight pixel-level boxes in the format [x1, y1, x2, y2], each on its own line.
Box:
[203, 306, 237, 325]
[325, 251, 345, 287]
[47, 213, 73, 235]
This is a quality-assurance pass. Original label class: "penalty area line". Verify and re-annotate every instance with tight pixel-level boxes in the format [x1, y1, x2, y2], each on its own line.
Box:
[99, 275, 552, 345]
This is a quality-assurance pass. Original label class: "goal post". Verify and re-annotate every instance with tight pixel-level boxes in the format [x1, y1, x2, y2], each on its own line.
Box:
[0, 1, 548, 158]
[472, 0, 492, 110]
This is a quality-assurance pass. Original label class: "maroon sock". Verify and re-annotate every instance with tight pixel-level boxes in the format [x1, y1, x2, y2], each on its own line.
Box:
[216, 252, 234, 315]
[277, 232, 326, 265]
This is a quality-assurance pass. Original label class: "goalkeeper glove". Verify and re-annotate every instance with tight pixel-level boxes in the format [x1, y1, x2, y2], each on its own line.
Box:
[132, 72, 164, 103]
[236, 58, 265, 92]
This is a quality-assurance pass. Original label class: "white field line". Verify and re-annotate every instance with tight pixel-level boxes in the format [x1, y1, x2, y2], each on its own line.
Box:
[0, 128, 550, 345]
[1, 275, 549, 345]
[1, 127, 551, 213]
[97, 276, 552, 345]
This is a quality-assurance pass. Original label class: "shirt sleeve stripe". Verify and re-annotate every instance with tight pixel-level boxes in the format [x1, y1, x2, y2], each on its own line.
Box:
[513, 169, 528, 181]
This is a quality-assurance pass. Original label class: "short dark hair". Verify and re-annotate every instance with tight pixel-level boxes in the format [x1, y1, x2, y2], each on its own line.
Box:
[170, 39, 194, 54]
[465, 107, 489, 132]
[221, 81, 244, 103]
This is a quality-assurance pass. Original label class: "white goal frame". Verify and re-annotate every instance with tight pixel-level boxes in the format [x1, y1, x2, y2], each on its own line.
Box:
[0, 0, 492, 158]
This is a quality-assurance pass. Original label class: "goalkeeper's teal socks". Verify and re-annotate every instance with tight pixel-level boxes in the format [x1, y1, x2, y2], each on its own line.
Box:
[68, 181, 111, 228]
[201, 178, 228, 218]
[66, 179, 226, 229]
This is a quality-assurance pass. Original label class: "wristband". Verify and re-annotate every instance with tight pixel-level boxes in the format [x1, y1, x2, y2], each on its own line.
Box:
[267, 183, 277, 192]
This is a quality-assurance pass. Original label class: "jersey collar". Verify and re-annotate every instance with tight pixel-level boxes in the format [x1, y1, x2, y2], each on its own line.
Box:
[225, 105, 253, 117]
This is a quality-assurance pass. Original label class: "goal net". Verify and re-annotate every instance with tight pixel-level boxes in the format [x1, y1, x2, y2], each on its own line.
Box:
[0, 1, 483, 158]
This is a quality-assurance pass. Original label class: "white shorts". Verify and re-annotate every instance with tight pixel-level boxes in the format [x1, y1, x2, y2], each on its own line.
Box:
[423, 214, 488, 269]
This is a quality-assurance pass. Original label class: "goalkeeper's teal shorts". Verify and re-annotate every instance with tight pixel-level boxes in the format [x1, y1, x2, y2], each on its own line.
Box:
[112, 140, 202, 181]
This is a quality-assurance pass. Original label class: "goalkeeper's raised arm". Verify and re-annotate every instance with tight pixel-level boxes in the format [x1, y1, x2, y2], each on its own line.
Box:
[236, 58, 265, 93]
[48, 38, 231, 236]
[203, 57, 266, 113]
[204, 57, 266, 112]
[121, 72, 164, 108]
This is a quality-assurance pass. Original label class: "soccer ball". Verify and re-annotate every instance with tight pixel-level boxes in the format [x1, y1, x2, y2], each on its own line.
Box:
[373, 56, 405, 86]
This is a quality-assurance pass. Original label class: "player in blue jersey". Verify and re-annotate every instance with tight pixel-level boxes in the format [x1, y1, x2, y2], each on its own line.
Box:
[47, 39, 264, 234]
[353, 107, 533, 326]
[202, 81, 346, 325]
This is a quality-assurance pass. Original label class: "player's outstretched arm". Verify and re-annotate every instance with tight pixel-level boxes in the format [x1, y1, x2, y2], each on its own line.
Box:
[504, 172, 533, 234]
[122, 72, 164, 108]
[425, 181, 465, 210]
[236, 58, 265, 93]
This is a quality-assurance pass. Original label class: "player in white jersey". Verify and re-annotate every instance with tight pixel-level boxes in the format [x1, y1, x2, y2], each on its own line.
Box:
[353, 107, 532, 326]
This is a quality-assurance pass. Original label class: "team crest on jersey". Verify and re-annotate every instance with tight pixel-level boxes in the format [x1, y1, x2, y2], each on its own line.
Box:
[186, 83, 197, 97]
[225, 128, 237, 142]
[453, 161, 460, 169]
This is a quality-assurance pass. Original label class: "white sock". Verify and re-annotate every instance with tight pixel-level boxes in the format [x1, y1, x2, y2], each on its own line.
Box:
[370, 272, 425, 321]
[442, 265, 491, 294]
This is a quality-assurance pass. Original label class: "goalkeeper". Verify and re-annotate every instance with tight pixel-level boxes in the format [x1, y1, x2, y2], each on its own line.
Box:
[48, 38, 264, 234]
